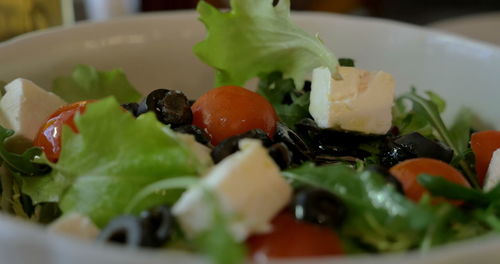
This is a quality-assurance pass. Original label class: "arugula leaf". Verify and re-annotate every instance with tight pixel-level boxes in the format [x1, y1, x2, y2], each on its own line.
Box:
[0, 126, 49, 176]
[284, 163, 435, 252]
[52, 65, 142, 104]
[194, 0, 338, 88]
[400, 89, 478, 188]
[22, 98, 204, 227]
[257, 72, 310, 128]
[338, 58, 355, 67]
[425, 91, 446, 113]
[449, 107, 474, 157]
[392, 96, 434, 138]
[193, 190, 246, 264]
[417, 174, 489, 205]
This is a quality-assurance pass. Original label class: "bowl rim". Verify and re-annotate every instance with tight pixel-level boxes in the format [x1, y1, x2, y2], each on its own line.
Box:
[1, 10, 499, 53]
[1, 10, 500, 263]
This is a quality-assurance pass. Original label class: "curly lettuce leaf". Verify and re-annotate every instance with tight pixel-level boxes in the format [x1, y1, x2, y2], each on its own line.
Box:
[22, 98, 203, 227]
[52, 65, 142, 103]
[194, 0, 338, 88]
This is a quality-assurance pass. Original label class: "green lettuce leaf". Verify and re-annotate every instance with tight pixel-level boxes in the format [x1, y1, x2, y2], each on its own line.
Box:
[257, 72, 310, 128]
[22, 98, 203, 227]
[52, 65, 142, 104]
[194, 0, 338, 88]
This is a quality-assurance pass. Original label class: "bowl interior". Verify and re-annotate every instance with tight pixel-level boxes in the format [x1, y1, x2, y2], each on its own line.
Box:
[1, 10, 500, 264]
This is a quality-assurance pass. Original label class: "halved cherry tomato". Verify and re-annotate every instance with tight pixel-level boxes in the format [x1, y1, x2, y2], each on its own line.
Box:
[471, 130, 500, 186]
[246, 212, 344, 259]
[34, 101, 91, 162]
[389, 158, 470, 204]
[191, 86, 278, 145]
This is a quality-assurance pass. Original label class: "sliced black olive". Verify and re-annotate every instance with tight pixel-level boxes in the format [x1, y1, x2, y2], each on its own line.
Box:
[268, 143, 293, 170]
[313, 155, 360, 166]
[274, 122, 312, 163]
[365, 165, 404, 194]
[173, 125, 211, 145]
[379, 140, 417, 168]
[211, 129, 272, 163]
[137, 89, 168, 115]
[137, 89, 193, 127]
[295, 118, 322, 140]
[394, 132, 454, 163]
[121, 102, 140, 117]
[294, 118, 376, 159]
[140, 205, 175, 247]
[379, 132, 454, 168]
[292, 188, 347, 228]
[97, 215, 152, 247]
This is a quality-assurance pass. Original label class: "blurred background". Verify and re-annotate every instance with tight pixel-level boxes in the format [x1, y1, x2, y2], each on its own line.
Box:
[1, 0, 500, 43]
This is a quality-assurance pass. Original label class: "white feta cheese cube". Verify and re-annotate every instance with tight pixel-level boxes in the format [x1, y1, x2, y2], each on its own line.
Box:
[0, 78, 66, 151]
[309, 66, 395, 135]
[172, 139, 292, 241]
[484, 149, 500, 191]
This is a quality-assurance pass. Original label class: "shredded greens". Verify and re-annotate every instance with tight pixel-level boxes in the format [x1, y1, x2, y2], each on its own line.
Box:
[257, 72, 310, 128]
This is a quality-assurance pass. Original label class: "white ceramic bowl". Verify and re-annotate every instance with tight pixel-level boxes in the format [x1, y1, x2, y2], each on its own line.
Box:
[1, 11, 500, 264]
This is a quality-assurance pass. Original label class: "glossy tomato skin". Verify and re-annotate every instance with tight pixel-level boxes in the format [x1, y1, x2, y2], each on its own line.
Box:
[34, 101, 90, 162]
[191, 86, 278, 145]
[246, 211, 344, 260]
[389, 158, 470, 204]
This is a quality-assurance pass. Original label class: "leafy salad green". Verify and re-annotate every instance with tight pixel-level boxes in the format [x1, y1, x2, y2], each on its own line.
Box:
[0, 0, 499, 264]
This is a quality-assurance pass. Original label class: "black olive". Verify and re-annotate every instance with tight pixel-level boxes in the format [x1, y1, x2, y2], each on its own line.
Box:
[268, 143, 293, 170]
[137, 89, 193, 127]
[295, 118, 321, 140]
[294, 118, 377, 159]
[292, 188, 347, 228]
[379, 140, 417, 168]
[121, 102, 140, 117]
[274, 122, 312, 163]
[137, 89, 168, 115]
[211, 129, 272, 163]
[394, 132, 454, 163]
[173, 125, 211, 145]
[302, 80, 312, 92]
[365, 165, 404, 194]
[140, 205, 175, 247]
[97, 215, 152, 247]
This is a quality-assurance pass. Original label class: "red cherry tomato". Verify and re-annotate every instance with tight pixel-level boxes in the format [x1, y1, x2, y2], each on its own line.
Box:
[246, 212, 344, 260]
[471, 130, 500, 186]
[389, 158, 470, 204]
[34, 101, 91, 162]
[191, 86, 278, 145]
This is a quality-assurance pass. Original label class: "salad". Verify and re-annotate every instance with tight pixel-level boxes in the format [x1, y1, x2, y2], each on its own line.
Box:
[1, 1, 500, 264]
